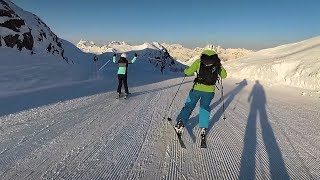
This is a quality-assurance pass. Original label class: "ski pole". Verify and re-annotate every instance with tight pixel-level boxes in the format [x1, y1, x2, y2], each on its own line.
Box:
[98, 59, 111, 71]
[165, 76, 186, 121]
[220, 78, 226, 120]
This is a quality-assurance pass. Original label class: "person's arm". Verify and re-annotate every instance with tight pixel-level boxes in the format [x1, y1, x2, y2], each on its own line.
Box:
[220, 66, 227, 79]
[113, 54, 118, 63]
[184, 59, 200, 76]
[128, 53, 138, 64]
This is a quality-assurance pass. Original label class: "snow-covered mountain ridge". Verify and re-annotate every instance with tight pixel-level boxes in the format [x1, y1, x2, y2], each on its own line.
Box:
[77, 40, 168, 54]
[161, 43, 253, 63]
[77, 40, 253, 63]
[0, 0, 74, 62]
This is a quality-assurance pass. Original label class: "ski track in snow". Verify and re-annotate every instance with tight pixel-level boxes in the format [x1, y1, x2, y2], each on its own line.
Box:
[0, 77, 320, 180]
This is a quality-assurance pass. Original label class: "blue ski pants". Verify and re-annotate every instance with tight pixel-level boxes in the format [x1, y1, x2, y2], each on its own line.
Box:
[177, 90, 215, 129]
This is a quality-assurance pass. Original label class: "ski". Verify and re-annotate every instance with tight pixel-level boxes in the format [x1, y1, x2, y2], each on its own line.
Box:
[124, 93, 132, 99]
[175, 130, 186, 148]
[200, 134, 207, 148]
[116, 93, 122, 99]
[167, 118, 186, 149]
[116, 93, 131, 100]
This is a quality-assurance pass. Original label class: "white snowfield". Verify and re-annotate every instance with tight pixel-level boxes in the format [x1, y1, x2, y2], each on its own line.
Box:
[224, 36, 320, 90]
[0, 75, 319, 180]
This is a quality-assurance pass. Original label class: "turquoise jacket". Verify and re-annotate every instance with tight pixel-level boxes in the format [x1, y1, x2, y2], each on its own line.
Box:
[113, 56, 137, 75]
[185, 50, 227, 92]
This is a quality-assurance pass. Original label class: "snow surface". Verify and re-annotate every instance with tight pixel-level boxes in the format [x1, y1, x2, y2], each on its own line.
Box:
[0, 75, 319, 179]
[224, 36, 320, 90]
[1, 36, 320, 179]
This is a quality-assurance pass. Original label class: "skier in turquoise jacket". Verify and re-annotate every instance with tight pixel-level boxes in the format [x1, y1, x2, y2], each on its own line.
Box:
[113, 53, 138, 97]
[175, 49, 227, 144]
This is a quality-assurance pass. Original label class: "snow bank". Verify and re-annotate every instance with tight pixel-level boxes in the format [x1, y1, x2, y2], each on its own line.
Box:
[224, 36, 320, 90]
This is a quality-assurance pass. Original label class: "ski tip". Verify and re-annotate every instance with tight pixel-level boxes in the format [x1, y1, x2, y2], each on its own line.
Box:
[167, 117, 172, 121]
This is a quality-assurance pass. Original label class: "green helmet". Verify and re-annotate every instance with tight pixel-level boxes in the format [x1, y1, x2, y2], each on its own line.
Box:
[201, 49, 216, 56]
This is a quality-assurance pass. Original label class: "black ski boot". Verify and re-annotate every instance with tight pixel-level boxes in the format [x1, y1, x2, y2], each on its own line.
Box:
[116, 93, 121, 99]
[175, 120, 184, 135]
[200, 128, 207, 148]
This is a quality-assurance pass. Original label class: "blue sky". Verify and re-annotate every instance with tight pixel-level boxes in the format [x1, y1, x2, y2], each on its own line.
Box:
[11, 0, 320, 50]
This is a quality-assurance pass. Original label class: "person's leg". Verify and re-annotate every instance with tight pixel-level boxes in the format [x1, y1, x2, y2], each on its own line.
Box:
[199, 92, 215, 129]
[117, 74, 123, 93]
[123, 75, 129, 94]
[177, 90, 201, 124]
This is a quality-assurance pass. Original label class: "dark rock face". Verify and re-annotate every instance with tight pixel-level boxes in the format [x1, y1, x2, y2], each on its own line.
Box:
[0, 0, 69, 62]
[0, 19, 25, 32]
[1, 28, 33, 50]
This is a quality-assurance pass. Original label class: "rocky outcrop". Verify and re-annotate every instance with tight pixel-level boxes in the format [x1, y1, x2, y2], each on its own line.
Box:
[0, 0, 69, 62]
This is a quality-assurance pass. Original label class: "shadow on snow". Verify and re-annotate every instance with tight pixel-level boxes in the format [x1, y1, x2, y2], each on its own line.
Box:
[239, 80, 289, 179]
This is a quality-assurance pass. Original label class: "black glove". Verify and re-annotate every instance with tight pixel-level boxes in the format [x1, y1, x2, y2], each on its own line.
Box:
[134, 53, 138, 57]
[113, 53, 116, 57]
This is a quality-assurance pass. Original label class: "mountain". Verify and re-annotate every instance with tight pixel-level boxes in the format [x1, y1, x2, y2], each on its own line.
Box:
[77, 40, 253, 64]
[0, 0, 95, 95]
[96, 41, 186, 74]
[76, 40, 112, 55]
[77, 40, 185, 74]
[161, 43, 253, 64]
[224, 36, 320, 90]
[0, 0, 77, 62]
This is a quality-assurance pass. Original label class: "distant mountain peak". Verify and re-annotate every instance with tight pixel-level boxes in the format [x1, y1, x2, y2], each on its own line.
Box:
[108, 41, 128, 46]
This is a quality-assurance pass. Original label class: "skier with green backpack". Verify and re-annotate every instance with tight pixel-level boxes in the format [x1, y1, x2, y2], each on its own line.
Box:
[175, 49, 227, 148]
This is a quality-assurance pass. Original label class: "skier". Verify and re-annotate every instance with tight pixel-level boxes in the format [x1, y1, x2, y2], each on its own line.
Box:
[113, 53, 138, 98]
[93, 55, 98, 76]
[175, 49, 227, 147]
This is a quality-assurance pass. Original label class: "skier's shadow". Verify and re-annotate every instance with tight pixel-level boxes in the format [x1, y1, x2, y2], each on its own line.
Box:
[185, 79, 248, 142]
[239, 80, 289, 180]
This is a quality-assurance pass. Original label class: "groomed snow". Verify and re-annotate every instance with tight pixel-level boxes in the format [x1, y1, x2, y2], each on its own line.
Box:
[0, 75, 319, 179]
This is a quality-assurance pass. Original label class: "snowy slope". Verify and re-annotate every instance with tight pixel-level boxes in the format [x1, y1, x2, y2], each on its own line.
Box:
[0, 0, 73, 61]
[224, 36, 320, 90]
[0, 0, 99, 95]
[0, 76, 319, 179]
